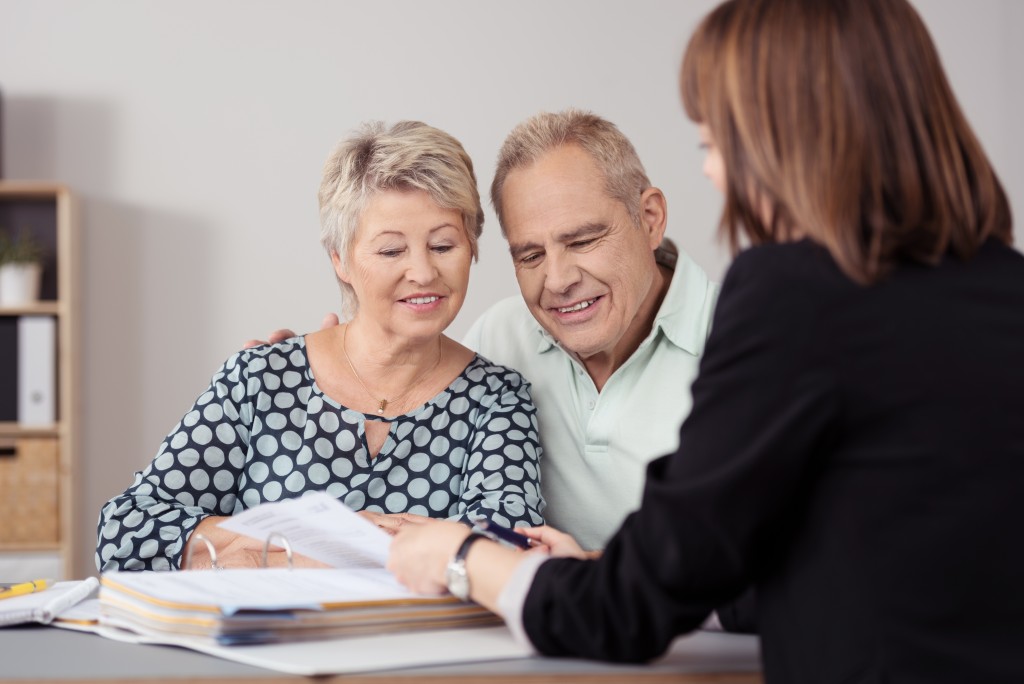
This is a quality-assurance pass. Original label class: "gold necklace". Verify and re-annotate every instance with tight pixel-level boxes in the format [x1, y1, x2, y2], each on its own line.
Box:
[342, 324, 442, 416]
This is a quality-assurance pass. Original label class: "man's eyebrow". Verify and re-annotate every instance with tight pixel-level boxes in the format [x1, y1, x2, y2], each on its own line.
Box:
[508, 223, 610, 259]
[557, 223, 608, 243]
[509, 240, 543, 260]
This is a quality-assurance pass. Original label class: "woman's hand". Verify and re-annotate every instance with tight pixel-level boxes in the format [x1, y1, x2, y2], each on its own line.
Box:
[388, 519, 471, 595]
[184, 516, 329, 570]
[519, 525, 593, 559]
[359, 510, 431, 536]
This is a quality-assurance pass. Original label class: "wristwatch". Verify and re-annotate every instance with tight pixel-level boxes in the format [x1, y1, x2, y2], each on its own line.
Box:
[445, 531, 489, 601]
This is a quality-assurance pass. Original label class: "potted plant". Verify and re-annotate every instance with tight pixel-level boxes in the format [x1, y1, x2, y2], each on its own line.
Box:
[0, 229, 45, 306]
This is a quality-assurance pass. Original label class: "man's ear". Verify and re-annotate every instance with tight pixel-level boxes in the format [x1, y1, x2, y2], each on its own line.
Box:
[639, 187, 668, 249]
[330, 250, 351, 284]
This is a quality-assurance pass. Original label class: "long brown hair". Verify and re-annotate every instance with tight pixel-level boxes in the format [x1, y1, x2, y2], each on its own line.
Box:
[681, 0, 1012, 284]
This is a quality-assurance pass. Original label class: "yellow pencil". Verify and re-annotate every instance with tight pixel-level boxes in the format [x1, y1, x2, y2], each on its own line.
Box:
[0, 578, 53, 601]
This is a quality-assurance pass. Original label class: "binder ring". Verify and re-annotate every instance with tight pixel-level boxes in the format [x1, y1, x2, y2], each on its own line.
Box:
[261, 531, 294, 570]
[186, 533, 219, 570]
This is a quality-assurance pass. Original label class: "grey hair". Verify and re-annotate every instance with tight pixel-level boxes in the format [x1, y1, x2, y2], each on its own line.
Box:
[490, 109, 652, 236]
[318, 120, 483, 318]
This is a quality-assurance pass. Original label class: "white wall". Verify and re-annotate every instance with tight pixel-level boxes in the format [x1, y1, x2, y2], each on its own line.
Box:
[1, 0, 1020, 576]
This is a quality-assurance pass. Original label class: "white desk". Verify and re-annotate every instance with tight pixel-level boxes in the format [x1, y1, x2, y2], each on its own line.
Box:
[0, 625, 762, 683]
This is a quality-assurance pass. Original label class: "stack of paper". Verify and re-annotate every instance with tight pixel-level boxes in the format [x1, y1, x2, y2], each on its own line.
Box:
[100, 568, 499, 645]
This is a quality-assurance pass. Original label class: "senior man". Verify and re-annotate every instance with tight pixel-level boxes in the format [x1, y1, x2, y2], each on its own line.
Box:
[465, 110, 718, 552]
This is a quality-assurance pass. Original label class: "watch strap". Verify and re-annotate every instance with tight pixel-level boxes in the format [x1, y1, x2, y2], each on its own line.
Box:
[454, 529, 489, 563]
[446, 530, 489, 601]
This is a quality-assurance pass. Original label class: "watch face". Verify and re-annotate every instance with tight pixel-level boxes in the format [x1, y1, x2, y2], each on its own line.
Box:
[446, 561, 470, 601]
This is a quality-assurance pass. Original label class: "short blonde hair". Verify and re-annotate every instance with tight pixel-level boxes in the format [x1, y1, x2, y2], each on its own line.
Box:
[318, 121, 483, 317]
[490, 109, 652, 235]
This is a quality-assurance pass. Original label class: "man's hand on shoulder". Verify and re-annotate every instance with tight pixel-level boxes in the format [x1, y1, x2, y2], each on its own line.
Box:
[242, 313, 340, 349]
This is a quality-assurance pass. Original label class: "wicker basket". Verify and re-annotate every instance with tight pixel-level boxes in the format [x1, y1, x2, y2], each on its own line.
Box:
[0, 437, 59, 544]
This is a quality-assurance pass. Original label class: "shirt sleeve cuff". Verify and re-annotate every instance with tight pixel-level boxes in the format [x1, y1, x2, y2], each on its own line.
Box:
[700, 610, 724, 631]
[495, 552, 550, 651]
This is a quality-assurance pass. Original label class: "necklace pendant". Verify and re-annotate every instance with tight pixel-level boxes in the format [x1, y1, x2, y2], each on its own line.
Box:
[378, 399, 387, 415]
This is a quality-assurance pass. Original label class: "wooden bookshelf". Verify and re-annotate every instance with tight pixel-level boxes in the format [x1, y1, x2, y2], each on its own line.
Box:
[0, 182, 77, 580]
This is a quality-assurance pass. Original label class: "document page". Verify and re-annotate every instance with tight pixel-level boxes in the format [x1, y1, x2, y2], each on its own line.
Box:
[217, 492, 391, 568]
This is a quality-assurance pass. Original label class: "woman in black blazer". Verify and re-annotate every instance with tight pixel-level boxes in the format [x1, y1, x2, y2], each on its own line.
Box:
[389, 1, 1024, 681]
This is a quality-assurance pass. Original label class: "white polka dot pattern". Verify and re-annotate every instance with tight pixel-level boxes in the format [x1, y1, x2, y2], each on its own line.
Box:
[95, 338, 545, 571]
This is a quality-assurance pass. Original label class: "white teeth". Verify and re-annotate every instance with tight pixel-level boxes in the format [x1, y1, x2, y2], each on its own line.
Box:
[557, 299, 596, 313]
[406, 296, 439, 305]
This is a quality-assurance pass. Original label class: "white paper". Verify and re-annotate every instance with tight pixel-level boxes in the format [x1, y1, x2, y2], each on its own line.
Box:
[0, 577, 99, 626]
[89, 620, 533, 675]
[52, 620, 759, 677]
[55, 597, 101, 624]
[101, 568, 425, 613]
[217, 492, 391, 568]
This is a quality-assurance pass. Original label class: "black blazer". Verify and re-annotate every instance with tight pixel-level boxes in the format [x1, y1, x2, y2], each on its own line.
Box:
[523, 240, 1024, 683]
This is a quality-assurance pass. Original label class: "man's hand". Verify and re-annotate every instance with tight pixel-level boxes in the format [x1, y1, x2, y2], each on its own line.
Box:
[242, 313, 340, 350]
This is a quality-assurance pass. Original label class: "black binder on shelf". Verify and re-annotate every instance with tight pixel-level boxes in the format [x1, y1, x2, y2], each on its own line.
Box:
[0, 317, 17, 421]
[0, 315, 56, 425]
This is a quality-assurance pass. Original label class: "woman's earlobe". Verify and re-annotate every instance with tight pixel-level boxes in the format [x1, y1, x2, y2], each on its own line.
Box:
[330, 250, 351, 284]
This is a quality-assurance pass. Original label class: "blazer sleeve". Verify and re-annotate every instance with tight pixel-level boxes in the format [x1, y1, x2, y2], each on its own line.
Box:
[716, 586, 758, 634]
[521, 246, 841, 662]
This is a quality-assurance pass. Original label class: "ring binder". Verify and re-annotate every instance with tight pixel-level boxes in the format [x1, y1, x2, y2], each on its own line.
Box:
[185, 534, 219, 570]
[184, 531, 296, 570]
[261, 531, 294, 570]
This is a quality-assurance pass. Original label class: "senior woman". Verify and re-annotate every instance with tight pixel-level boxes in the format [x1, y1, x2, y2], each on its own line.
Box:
[97, 121, 545, 572]
[388, 1, 1024, 682]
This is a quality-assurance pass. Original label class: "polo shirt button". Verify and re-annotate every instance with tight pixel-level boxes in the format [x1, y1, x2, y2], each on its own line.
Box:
[587, 400, 595, 410]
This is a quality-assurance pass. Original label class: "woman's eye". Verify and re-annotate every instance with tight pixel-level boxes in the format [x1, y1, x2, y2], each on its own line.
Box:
[379, 249, 404, 258]
[431, 244, 454, 254]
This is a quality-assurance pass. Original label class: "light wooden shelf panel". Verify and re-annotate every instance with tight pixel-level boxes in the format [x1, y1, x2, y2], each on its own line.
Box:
[0, 542, 62, 552]
[0, 181, 70, 198]
[0, 302, 61, 316]
[0, 423, 62, 439]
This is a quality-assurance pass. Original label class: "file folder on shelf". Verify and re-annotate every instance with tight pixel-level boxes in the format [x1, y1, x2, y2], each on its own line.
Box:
[17, 315, 56, 426]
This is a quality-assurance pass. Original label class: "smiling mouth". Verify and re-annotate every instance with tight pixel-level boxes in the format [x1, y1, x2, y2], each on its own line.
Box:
[555, 297, 598, 314]
[403, 296, 440, 304]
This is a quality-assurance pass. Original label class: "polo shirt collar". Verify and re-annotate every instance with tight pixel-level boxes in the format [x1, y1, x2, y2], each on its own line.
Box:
[652, 249, 714, 357]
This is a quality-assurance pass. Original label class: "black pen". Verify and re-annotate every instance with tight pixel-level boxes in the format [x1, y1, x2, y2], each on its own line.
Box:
[475, 520, 533, 549]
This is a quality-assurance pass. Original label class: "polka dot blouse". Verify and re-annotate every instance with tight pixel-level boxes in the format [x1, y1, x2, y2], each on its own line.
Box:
[96, 337, 545, 571]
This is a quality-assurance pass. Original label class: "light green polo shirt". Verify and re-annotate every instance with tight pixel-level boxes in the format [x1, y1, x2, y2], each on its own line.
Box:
[463, 249, 719, 550]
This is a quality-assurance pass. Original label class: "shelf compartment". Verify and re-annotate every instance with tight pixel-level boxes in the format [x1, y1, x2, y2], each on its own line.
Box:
[0, 437, 60, 545]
